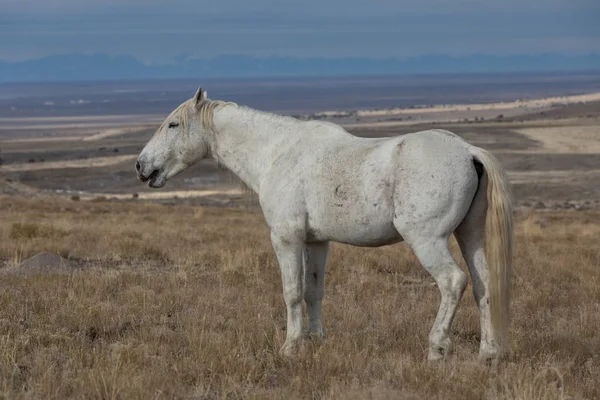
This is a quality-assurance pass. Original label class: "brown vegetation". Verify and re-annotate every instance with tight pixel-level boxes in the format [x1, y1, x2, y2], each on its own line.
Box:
[0, 196, 599, 399]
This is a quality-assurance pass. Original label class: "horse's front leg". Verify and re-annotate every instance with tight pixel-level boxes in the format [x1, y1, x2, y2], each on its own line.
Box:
[271, 231, 305, 356]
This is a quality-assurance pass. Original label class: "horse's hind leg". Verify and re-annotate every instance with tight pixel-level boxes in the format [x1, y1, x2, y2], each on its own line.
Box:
[454, 179, 501, 359]
[404, 234, 468, 360]
[303, 242, 329, 338]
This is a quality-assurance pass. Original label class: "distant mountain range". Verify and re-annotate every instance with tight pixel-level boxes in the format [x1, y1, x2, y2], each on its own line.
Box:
[1, 53, 600, 83]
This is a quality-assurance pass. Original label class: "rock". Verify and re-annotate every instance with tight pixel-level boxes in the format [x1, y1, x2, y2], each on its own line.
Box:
[14, 252, 72, 275]
[531, 216, 548, 228]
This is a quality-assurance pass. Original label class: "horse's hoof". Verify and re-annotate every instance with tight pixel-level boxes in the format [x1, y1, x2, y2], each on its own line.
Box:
[427, 349, 445, 362]
[307, 329, 326, 341]
[478, 351, 498, 362]
[428, 338, 453, 362]
[279, 341, 302, 357]
[478, 346, 507, 365]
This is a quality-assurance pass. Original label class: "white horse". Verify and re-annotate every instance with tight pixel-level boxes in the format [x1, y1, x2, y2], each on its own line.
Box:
[136, 87, 513, 361]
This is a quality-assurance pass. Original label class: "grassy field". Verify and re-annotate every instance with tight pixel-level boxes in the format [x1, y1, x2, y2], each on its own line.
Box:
[0, 196, 598, 399]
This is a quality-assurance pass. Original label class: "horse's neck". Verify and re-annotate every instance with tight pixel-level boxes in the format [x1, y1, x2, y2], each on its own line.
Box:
[210, 105, 293, 192]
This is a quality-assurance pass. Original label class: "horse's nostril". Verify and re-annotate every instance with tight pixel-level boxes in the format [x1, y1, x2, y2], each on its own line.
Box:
[135, 161, 141, 172]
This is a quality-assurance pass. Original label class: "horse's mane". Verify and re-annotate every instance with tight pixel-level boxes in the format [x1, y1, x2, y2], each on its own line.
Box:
[159, 98, 238, 132]
[199, 99, 238, 131]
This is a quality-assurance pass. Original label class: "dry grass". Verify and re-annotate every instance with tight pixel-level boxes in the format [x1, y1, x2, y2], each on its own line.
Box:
[0, 196, 598, 399]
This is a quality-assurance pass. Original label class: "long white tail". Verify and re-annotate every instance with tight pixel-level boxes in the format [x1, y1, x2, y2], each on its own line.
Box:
[470, 147, 514, 352]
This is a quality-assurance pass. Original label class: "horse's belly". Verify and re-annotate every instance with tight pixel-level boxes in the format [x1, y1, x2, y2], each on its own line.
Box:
[336, 224, 403, 247]
[307, 206, 402, 247]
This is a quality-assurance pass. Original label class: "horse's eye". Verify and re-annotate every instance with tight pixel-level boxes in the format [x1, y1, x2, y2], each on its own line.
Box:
[168, 122, 179, 129]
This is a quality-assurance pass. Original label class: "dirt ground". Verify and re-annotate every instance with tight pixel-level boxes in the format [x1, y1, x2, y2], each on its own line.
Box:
[1, 100, 599, 208]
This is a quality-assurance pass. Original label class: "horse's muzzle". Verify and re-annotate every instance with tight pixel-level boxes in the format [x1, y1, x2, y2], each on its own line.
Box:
[139, 169, 159, 183]
[135, 159, 158, 182]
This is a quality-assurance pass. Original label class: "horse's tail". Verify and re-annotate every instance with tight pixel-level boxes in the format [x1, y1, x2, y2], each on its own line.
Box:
[469, 146, 514, 352]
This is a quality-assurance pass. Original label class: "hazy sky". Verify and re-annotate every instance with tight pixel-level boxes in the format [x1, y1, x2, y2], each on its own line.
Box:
[1, 0, 599, 62]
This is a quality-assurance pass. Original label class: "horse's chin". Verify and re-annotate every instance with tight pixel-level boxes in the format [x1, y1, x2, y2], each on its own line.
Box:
[146, 164, 186, 188]
[148, 175, 167, 188]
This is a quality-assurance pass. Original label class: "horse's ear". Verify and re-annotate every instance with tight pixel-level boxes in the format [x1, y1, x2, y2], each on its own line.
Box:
[193, 87, 207, 108]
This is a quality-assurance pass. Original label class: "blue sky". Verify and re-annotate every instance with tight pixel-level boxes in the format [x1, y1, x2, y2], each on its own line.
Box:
[1, 0, 599, 62]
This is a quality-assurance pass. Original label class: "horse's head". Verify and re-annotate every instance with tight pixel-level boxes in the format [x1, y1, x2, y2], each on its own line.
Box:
[136, 87, 212, 188]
